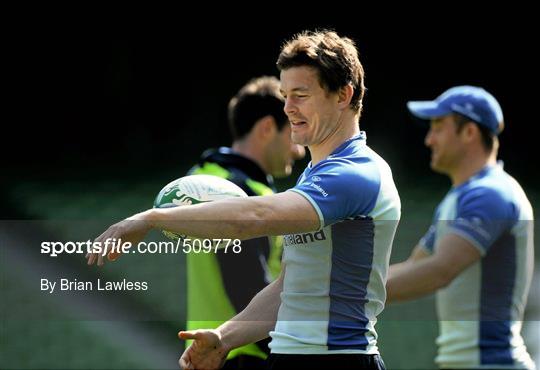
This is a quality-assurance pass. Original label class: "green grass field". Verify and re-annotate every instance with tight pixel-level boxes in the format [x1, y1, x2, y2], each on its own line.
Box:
[1, 171, 538, 369]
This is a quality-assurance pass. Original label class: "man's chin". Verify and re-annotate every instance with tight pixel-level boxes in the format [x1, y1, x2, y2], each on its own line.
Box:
[283, 169, 292, 177]
[291, 134, 308, 146]
[274, 167, 292, 179]
[430, 161, 447, 174]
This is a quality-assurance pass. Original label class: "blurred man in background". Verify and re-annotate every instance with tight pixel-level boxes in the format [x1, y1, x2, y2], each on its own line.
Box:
[186, 75, 305, 369]
[387, 86, 535, 369]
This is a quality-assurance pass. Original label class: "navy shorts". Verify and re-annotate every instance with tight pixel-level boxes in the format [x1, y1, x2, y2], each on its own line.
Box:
[266, 353, 386, 370]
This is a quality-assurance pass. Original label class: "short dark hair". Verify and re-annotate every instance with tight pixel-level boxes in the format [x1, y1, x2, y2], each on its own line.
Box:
[453, 113, 495, 152]
[276, 29, 366, 113]
[228, 76, 288, 140]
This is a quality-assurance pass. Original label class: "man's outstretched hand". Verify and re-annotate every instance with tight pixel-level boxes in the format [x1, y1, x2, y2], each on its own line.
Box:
[86, 214, 152, 266]
[178, 329, 229, 370]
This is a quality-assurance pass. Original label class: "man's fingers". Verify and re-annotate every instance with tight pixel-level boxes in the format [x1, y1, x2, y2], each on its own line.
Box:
[108, 251, 121, 261]
[178, 330, 199, 340]
[97, 252, 104, 266]
[91, 228, 120, 266]
[179, 355, 193, 370]
[87, 251, 96, 265]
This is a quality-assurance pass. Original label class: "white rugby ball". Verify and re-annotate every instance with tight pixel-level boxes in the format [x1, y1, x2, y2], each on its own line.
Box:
[153, 174, 248, 240]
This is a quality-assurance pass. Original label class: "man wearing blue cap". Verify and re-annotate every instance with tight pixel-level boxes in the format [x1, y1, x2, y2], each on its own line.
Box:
[387, 86, 535, 369]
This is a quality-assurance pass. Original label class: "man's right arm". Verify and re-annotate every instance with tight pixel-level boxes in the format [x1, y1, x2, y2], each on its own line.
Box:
[87, 191, 319, 266]
[386, 234, 482, 303]
[178, 266, 284, 369]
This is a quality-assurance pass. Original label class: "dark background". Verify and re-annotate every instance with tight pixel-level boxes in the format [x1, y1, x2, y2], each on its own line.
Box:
[4, 13, 539, 209]
[2, 11, 539, 370]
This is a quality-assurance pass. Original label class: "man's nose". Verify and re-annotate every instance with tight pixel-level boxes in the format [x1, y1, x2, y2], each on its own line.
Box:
[284, 97, 297, 116]
[425, 131, 434, 147]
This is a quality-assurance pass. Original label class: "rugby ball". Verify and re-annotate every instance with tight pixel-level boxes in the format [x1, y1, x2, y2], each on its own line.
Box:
[153, 174, 248, 240]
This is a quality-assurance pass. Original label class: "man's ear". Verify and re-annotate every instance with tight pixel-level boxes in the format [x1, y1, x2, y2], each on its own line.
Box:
[253, 115, 278, 141]
[462, 121, 479, 143]
[337, 84, 354, 110]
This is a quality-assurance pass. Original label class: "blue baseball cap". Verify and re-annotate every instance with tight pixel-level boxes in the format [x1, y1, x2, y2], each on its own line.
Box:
[407, 85, 504, 135]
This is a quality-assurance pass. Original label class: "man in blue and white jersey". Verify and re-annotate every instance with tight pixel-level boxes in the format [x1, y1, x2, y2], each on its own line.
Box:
[88, 29, 400, 370]
[387, 86, 535, 370]
[269, 129, 400, 362]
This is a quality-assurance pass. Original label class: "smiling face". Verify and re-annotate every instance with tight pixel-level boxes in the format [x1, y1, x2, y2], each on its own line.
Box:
[280, 66, 343, 147]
